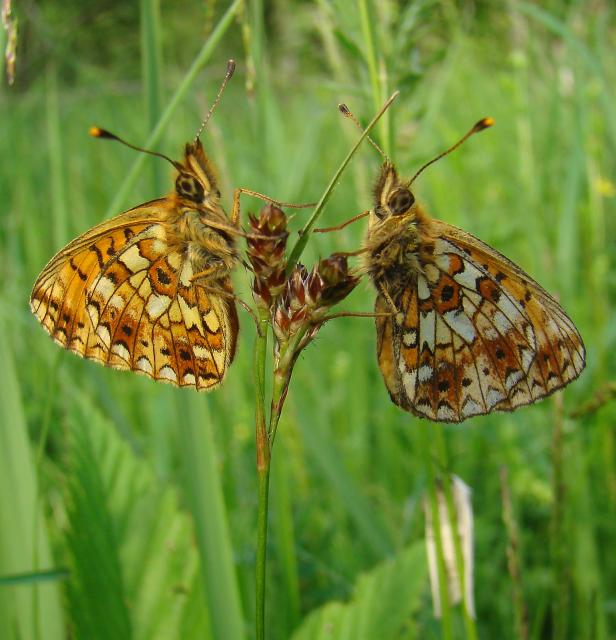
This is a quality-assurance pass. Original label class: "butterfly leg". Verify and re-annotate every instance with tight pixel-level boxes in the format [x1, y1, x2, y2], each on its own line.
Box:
[311, 210, 371, 234]
[319, 310, 393, 324]
[199, 282, 260, 332]
[378, 282, 401, 316]
[231, 187, 316, 226]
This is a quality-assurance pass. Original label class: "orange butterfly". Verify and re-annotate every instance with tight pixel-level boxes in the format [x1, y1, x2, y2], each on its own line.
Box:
[363, 118, 585, 422]
[30, 63, 242, 390]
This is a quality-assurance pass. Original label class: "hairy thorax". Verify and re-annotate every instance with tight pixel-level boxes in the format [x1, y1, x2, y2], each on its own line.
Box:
[364, 206, 434, 296]
[168, 204, 238, 280]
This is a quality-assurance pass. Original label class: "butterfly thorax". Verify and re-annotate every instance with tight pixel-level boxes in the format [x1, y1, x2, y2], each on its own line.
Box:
[167, 140, 239, 283]
[364, 163, 434, 296]
[165, 201, 238, 284]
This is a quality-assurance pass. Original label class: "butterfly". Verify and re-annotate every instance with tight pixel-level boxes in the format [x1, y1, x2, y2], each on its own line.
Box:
[30, 64, 241, 390]
[363, 119, 585, 423]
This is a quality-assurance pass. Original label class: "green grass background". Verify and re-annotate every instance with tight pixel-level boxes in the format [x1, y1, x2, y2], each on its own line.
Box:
[1, 0, 615, 638]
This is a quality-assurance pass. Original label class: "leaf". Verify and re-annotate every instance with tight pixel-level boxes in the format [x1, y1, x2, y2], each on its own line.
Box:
[291, 542, 428, 640]
[0, 333, 65, 639]
[65, 391, 210, 640]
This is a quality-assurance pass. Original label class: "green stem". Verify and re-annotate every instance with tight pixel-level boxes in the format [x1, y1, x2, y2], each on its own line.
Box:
[356, 0, 387, 150]
[268, 326, 310, 446]
[255, 463, 270, 640]
[254, 308, 270, 640]
[420, 425, 452, 640]
[434, 424, 478, 639]
[286, 90, 399, 272]
[551, 396, 568, 640]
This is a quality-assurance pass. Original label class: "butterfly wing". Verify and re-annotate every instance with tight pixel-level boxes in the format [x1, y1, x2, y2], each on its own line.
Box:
[376, 220, 585, 422]
[30, 201, 238, 390]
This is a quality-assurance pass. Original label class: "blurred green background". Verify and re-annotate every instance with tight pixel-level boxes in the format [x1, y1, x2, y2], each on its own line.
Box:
[1, 0, 614, 638]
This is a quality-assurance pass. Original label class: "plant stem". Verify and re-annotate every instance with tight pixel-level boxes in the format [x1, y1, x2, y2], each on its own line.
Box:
[255, 462, 270, 640]
[254, 308, 270, 640]
[420, 425, 452, 640]
[551, 395, 568, 640]
[500, 466, 529, 640]
[286, 90, 399, 272]
[434, 425, 478, 640]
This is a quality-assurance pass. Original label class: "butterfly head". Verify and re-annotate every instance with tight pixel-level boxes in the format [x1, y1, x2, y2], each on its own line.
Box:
[175, 139, 221, 206]
[372, 162, 416, 224]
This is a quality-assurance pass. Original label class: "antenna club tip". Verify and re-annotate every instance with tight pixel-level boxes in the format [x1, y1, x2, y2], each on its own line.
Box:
[338, 103, 350, 115]
[89, 126, 116, 140]
[226, 59, 236, 76]
[474, 117, 495, 132]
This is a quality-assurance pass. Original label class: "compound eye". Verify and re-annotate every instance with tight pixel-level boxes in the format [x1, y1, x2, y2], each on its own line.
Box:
[388, 189, 414, 215]
[176, 173, 205, 203]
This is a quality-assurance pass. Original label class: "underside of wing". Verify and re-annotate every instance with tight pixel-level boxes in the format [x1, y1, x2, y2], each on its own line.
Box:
[30, 202, 238, 390]
[376, 222, 585, 423]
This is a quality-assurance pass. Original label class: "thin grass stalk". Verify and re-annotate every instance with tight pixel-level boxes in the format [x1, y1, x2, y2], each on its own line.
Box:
[551, 395, 568, 640]
[270, 450, 301, 633]
[356, 0, 386, 150]
[46, 65, 68, 248]
[420, 425, 453, 640]
[434, 424, 478, 639]
[106, 0, 242, 216]
[287, 90, 399, 272]
[140, 0, 164, 193]
[254, 308, 270, 640]
[500, 466, 529, 640]
[255, 318, 308, 639]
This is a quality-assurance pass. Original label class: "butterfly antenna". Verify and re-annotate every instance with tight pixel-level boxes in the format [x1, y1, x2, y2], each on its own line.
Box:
[89, 127, 183, 171]
[194, 59, 236, 142]
[338, 103, 390, 162]
[409, 117, 494, 185]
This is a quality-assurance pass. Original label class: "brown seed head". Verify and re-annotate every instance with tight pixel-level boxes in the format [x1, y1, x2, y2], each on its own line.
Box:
[247, 204, 289, 308]
[315, 254, 359, 306]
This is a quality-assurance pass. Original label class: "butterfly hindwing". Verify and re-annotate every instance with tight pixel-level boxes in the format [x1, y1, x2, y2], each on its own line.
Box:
[30, 201, 238, 390]
[376, 221, 585, 423]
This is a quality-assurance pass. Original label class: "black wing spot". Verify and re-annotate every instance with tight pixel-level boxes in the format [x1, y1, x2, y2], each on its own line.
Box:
[90, 244, 105, 267]
[157, 267, 171, 285]
[462, 377, 472, 387]
[441, 285, 454, 302]
[438, 379, 450, 392]
[160, 347, 170, 356]
[180, 349, 191, 361]
[122, 325, 132, 336]
[496, 348, 505, 360]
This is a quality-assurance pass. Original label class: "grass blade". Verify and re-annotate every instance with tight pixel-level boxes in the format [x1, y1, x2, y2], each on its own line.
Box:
[177, 395, 245, 640]
[0, 333, 65, 640]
